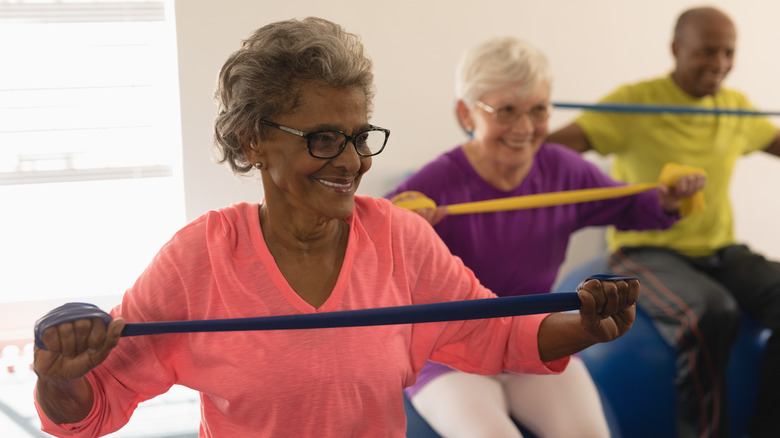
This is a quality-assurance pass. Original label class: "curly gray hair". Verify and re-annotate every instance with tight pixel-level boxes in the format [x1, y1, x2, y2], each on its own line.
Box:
[213, 17, 375, 174]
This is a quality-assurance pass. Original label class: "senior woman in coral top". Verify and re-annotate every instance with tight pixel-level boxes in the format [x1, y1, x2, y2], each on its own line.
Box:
[34, 17, 639, 438]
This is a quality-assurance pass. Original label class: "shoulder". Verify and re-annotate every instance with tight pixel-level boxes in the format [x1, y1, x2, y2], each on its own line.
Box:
[353, 195, 391, 225]
[353, 196, 442, 248]
[354, 196, 433, 231]
[600, 76, 669, 103]
[717, 86, 754, 106]
[162, 202, 258, 258]
[536, 142, 584, 162]
[536, 142, 601, 172]
[534, 143, 618, 187]
[196, 202, 256, 239]
[410, 146, 468, 179]
[385, 146, 469, 198]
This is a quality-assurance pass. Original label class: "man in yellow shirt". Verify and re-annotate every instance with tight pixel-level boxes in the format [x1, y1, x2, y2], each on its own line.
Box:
[548, 6, 780, 438]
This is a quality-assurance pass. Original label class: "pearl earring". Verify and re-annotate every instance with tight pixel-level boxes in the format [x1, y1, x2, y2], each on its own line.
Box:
[254, 162, 262, 169]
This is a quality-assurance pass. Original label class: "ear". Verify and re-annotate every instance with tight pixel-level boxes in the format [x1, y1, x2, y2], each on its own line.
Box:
[671, 40, 679, 58]
[455, 100, 474, 134]
[241, 137, 263, 167]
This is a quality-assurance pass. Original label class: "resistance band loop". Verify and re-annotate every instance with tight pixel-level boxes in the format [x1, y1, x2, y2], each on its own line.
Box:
[394, 162, 706, 217]
[553, 102, 780, 117]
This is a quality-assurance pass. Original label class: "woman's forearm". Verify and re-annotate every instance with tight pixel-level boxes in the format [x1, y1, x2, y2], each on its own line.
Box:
[36, 377, 94, 424]
[537, 313, 599, 363]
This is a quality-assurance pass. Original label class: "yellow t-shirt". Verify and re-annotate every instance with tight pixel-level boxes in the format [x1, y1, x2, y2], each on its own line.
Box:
[576, 75, 777, 256]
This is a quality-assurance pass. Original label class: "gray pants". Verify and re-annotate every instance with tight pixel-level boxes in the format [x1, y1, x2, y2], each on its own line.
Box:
[609, 245, 780, 438]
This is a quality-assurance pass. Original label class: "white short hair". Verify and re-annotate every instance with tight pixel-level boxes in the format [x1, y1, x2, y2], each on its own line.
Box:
[455, 36, 552, 105]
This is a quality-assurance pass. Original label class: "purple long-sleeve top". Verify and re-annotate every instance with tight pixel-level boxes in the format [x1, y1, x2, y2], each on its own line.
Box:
[386, 143, 678, 396]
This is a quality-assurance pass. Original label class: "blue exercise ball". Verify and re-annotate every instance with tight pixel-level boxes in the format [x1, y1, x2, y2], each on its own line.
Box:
[554, 255, 767, 438]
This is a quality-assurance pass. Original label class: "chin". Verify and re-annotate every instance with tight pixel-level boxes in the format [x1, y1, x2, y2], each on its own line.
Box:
[332, 197, 356, 219]
[697, 80, 724, 96]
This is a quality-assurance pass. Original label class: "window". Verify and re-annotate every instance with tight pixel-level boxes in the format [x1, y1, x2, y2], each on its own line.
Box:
[0, 0, 184, 305]
[0, 0, 176, 182]
[0, 2, 194, 435]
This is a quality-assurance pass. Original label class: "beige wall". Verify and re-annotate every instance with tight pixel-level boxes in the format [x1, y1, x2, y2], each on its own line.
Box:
[174, 0, 780, 280]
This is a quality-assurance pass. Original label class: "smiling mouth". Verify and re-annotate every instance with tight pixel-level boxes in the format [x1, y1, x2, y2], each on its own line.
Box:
[317, 178, 355, 192]
[702, 71, 726, 84]
[501, 139, 531, 149]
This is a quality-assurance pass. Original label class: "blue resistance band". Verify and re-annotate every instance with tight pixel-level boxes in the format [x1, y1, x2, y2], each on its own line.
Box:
[34, 274, 636, 350]
[122, 293, 582, 337]
[553, 102, 780, 117]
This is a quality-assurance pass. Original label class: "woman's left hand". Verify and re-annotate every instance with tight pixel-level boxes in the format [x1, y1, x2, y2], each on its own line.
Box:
[576, 277, 639, 343]
[658, 172, 707, 213]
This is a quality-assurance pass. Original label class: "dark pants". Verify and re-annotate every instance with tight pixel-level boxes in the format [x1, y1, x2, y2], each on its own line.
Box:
[609, 245, 780, 438]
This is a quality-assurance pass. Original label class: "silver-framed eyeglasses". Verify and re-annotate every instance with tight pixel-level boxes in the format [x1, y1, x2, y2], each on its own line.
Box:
[259, 120, 390, 159]
[474, 100, 552, 125]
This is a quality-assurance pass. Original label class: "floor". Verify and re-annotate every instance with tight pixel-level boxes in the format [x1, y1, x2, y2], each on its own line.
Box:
[0, 345, 200, 438]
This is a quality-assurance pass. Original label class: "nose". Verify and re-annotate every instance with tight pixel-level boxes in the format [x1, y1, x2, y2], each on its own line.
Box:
[330, 138, 366, 172]
[509, 112, 534, 134]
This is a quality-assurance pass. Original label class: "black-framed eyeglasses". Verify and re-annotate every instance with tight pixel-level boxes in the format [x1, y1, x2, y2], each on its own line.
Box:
[259, 120, 390, 159]
[474, 100, 552, 125]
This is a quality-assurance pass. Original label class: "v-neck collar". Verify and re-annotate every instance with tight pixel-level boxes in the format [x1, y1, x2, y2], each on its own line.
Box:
[248, 204, 356, 313]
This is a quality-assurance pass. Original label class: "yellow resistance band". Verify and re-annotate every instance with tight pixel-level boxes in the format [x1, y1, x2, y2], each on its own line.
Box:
[392, 162, 706, 217]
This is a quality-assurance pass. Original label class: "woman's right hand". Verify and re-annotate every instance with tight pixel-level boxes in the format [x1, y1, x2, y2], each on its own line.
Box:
[34, 317, 125, 386]
[390, 191, 449, 225]
[34, 315, 125, 424]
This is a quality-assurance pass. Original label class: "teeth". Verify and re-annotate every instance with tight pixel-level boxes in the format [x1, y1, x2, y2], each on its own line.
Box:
[503, 141, 529, 149]
[318, 179, 352, 188]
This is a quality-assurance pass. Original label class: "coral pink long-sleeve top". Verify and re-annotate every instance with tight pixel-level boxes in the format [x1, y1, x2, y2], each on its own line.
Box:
[36, 196, 566, 437]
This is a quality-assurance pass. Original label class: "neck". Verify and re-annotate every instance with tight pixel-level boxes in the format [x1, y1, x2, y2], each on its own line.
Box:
[670, 72, 710, 99]
[257, 202, 349, 309]
[259, 202, 346, 256]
